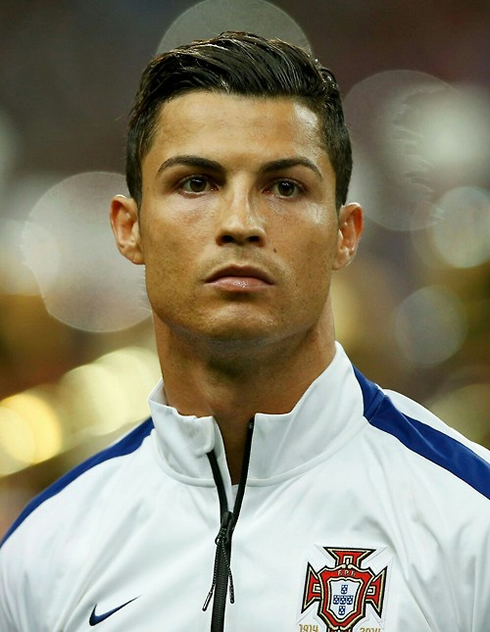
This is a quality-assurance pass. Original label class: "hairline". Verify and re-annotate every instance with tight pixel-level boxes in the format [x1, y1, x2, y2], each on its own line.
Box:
[136, 88, 337, 208]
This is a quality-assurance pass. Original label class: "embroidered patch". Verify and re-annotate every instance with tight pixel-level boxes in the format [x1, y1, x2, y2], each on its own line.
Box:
[301, 547, 388, 631]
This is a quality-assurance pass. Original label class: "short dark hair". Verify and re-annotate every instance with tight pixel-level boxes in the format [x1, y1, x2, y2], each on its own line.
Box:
[126, 31, 352, 209]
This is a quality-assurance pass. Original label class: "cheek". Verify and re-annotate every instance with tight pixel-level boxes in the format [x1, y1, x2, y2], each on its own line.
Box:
[141, 236, 181, 295]
[292, 224, 339, 269]
[141, 212, 183, 263]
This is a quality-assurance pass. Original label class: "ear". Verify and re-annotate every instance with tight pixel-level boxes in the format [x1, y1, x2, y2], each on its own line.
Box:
[110, 195, 144, 264]
[333, 203, 363, 270]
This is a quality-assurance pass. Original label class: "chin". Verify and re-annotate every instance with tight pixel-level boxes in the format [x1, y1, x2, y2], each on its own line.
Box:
[206, 323, 275, 344]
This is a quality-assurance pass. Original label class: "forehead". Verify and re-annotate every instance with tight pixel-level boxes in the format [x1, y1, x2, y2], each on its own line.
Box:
[145, 91, 328, 166]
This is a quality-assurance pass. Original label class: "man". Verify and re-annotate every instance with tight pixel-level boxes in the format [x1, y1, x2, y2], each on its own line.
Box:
[1, 32, 489, 632]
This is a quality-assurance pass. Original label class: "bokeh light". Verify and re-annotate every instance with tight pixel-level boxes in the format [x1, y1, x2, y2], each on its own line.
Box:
[344, 72, 490, 232]
[412, 85, 490, 186]
[0, 407, 36, 475]
[22, 172, 150, 332]
[58, 346, 160, 437]
[428, 187, 490, 268]
[157, 0, 311, 54]
[0, 220, 40, 295]
[0, 389, 63, 475]
[394, 286, 467, 365]
[0, 345, 159, 477]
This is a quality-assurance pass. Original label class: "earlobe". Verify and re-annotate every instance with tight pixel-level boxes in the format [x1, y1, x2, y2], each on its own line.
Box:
[110, 195, 145, 265]
[333, 203, 363, 270]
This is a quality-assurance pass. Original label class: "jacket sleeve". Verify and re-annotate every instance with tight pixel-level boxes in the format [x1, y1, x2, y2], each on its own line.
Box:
[0, 533, 28, 632]
[0, 506, 60, 632]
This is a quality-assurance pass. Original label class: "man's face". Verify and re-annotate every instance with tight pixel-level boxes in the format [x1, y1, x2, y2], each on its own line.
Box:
[114, 91, 361, 349]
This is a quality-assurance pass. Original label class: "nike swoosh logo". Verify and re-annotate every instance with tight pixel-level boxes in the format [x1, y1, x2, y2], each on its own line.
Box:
[89, 597, 139, 626]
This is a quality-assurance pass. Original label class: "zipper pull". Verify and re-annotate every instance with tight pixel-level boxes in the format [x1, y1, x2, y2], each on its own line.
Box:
[202, 511, 235, 611]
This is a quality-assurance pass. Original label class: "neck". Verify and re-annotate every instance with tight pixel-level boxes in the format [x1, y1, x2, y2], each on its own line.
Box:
[153, 311, 336, 482]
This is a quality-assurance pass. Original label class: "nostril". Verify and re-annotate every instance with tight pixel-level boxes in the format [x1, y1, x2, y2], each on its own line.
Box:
[218, 233, 263, 245]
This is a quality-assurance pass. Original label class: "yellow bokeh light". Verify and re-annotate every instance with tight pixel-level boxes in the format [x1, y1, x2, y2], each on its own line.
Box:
[58, 346, 159, 437]
[0, 406, 36, 474]
[0, 391, 63, 467]
[0, 345, 160, 478]
[60, 363, 130, 435]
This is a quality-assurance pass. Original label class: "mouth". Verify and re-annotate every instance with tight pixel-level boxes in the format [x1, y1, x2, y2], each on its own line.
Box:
[206, 265, 274, 291]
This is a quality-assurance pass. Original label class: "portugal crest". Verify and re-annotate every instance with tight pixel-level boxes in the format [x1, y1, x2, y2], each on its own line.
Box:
[301, 547, 388, 631]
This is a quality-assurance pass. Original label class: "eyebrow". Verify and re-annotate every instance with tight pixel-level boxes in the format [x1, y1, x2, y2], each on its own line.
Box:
[157, 155, 222, 175]
[259, 158, 322, 180]
[157, 155, 323, 179]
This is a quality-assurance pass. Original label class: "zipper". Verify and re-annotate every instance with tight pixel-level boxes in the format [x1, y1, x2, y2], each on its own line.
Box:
[203, 418, 255, 632]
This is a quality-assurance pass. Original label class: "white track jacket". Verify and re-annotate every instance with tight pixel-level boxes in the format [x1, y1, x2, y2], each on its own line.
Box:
[1, 343, 490, 631]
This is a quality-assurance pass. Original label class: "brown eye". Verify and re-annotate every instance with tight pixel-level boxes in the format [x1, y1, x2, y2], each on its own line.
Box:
[272, 180, 301, 197]
[181, 176, 210, 193]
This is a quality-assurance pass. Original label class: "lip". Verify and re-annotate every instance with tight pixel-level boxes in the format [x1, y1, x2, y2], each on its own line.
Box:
[206, 265, 273, 285]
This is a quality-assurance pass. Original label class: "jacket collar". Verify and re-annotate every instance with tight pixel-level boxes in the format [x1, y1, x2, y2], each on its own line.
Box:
[148, 342, 365, 485]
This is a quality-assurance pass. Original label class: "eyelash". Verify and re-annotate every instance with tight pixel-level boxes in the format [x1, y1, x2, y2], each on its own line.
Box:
[176, 175, 305, 198]
[266, 179, 304, 198]
[178, 175, 216, 194]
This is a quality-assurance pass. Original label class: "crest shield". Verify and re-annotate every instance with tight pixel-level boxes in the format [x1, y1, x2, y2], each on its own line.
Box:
[302, 547, 388, 632]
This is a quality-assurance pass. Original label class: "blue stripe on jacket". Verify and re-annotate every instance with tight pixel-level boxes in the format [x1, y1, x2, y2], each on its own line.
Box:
[353, 367, 490, 501]
[0, 418, 154, 547]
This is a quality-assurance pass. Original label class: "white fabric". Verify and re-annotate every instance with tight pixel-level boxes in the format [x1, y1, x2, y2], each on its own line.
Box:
[1, 343, 489, 631]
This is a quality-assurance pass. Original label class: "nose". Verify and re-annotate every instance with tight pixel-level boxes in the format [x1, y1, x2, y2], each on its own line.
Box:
[215, 187, 266, 247]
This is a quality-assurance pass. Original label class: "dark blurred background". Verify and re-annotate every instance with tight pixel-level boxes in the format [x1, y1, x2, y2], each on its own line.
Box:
[1, 0, 489, 537]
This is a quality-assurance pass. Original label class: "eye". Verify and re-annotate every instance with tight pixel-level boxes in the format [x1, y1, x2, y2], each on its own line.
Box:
[269, 180, 302, 198]
[180, 176, 212, 194]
